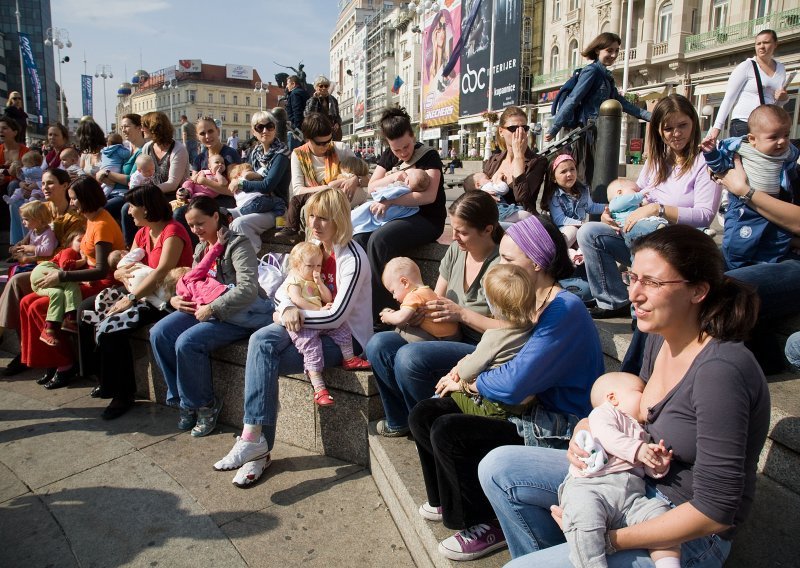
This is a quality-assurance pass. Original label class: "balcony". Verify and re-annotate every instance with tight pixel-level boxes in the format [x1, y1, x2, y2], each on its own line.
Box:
[652, 42, 669, 57]
[566, 8, 580, 23]
[617, 47, 637, 62]
[685, 8, 800, 53]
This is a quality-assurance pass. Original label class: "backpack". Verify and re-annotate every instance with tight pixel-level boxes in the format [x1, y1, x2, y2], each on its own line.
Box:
[550, 67, 604, 129]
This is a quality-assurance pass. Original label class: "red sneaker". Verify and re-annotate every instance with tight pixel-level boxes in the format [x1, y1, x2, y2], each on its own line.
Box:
[342, 356, 371, 371]
[40, 328, 59, 346]
[313, 388, 335, 406]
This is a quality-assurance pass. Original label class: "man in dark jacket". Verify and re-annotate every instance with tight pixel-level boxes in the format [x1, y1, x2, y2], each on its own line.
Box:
[285, 75, 309, 151]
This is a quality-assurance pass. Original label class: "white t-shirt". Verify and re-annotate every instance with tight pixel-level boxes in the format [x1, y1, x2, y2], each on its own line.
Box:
[714, 58, 787, 129]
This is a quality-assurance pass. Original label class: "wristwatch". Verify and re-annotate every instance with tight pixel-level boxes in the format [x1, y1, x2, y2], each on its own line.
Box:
[740, 187, 756, 203]
[126, 293, 137, 302]
[658, 203, 665, 218]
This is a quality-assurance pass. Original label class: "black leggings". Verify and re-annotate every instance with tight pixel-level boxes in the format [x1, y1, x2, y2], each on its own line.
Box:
[353, 213, 443, 318]
[408, 397, 523, 530]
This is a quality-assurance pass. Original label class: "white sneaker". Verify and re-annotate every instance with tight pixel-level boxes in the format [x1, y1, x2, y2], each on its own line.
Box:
[419, 502, 443, 521]
[213, 435, 269, 471]
[232, 456, 271, 488]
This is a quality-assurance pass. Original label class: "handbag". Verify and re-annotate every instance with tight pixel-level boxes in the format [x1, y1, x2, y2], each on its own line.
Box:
[257, 252, 287, 297]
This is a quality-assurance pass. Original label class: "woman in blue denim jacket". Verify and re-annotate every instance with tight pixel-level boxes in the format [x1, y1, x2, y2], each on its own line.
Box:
[545, 33, 652, 186]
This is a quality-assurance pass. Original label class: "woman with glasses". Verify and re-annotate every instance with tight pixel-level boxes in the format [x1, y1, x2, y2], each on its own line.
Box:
[577, 95, 722, 319]
[3, 91, 28, 143]
[482, 106, 548, 215]
[275, 112, 366, 243]
[304, 75, 342, 142]
[227, 110, 291, 251]
[480, 225, 769, 568]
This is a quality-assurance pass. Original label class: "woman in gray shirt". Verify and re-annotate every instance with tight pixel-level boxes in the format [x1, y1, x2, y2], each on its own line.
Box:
[479, 224, 770, 566]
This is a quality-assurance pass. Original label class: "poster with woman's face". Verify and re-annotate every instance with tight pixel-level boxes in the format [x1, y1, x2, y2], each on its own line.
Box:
[422, 2, 461, 127]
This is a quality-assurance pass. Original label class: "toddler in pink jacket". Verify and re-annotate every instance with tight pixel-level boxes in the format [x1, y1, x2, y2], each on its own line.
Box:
[165, 228, 232, 307]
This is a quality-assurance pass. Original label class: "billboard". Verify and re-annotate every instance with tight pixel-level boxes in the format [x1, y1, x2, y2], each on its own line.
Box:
[226, 64, 253, 81]
[81, 74, 93, 117]
[422, 0, 461, 127]
[490, 0, 522, 110]
[19, 33, 43, 124]
[177, 59, 202, 73]
[459, 0, 492, 117]
[350, 26, 367, 131]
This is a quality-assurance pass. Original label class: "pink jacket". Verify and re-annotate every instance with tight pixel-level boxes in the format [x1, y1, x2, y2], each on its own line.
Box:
[176, 241, 230, 305]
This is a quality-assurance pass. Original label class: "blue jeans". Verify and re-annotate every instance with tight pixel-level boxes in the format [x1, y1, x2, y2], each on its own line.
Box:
[150, 299, 274, 411]
[786, 331, 800, 370]
[236, 193, 286, 217]
[480, 446, 732, 566]
[577, 222, 631, 309]
[8, 196, 25, 244]
[242, 322, 346, 448]
[726, 259, 800, 322]
[364, 331, 476, 430]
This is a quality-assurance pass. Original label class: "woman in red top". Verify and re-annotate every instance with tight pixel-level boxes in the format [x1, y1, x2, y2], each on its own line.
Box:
[0, 116, 29, 195]
[19, 177, 124, 389]
[78, 183, 193, 419]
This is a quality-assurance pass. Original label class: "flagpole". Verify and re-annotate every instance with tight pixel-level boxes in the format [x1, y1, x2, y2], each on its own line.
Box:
[484, 1, 497, 161]
[14, 0, 29, 115]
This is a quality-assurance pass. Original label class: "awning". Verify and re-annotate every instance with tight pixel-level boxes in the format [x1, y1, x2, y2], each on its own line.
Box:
[693, 82, 728, 96]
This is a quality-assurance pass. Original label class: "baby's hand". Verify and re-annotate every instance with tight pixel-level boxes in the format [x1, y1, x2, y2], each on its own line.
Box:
[312, 270, 323, 283]
[649, 439, 673, 475]
[322, 302, 333, 310]
[379, 308, 395, 324]
[636, 443, 660, 470]
[699, 138, 716, 153]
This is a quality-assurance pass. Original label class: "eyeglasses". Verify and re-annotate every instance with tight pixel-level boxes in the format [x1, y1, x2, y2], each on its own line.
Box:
[254, 122, 276, 133]
[311, 136, 333, 146]
[504, 124, 530, 134]
[622, 271, 691, 289]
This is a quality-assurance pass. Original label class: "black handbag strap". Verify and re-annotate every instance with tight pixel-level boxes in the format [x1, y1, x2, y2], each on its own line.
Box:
[751, 59, 766, 105]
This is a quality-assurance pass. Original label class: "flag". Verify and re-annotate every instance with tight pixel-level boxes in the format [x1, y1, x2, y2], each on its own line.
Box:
[81, 75, 93, 117]
[391, 76, 404, 94]
[18, 33, 43, 124]
[442, 0, 483, 78]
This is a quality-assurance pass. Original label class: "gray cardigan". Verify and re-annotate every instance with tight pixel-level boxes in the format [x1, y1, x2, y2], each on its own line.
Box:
[192, 231, 266, 322]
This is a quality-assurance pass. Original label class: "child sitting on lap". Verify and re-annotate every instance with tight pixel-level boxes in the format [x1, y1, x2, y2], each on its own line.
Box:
[129, 154, 156, 188]
[277, 241, 371, 406]
[10, 200, 58, 268]
[608, 178, 667, 250]
[350, 168, 429, 234]
[224, 163, 287, 219]
[175, 153, 228, 206]
[559, 372, 677, 568]
[31, 229, 86, 344]
[59, 148, 83, 179]
[100, 132, 131, 196]
[435, 264, 535, 419]
[469, 171, 532, 225]
[379, 256, 460, 343]
[5, 151, 45, 204]
[702, 104, 799, 269]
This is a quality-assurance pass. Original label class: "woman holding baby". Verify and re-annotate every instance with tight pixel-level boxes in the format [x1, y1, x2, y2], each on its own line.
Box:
[577, 95, 722, 318]
[100, 113, 146, 238]
[481, 106, 548, 215]
[480, 225, 769, 567]
[78, 183, 193, 420]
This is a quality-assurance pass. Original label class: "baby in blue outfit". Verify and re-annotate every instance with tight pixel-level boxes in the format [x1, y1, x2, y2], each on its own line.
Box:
[608, 178, 667, 250]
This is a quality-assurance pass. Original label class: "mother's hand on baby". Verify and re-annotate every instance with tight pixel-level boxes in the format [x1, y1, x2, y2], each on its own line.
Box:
[107, 296, 134, 316]
[622, 202, 658, 234]
[113, 263, 137, 283]
[369, 201, 389, 218]
[170, 295, 196, 314]
[601, 207, 621, 232]
[426, 297, 463, 323]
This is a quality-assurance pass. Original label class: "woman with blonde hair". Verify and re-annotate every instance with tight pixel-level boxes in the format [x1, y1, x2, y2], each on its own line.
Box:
[3, 91, 28, 143]
[213, 187, 372, 487]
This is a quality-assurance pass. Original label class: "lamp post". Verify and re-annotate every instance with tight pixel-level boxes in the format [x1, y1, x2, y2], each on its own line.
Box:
[163, 79, 178, 132]
[254, 81, 269, 112]
[95, 64, 113, 131]
[44, 27, 72, 125]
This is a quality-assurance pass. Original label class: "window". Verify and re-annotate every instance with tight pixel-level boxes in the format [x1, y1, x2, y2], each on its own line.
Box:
[712, 0, 729, 30]
[220, 112, 226, 121]
[658, 2, 672, 43]
[245, 113, 250, 123]
[221, 94, 226, 104]
[188, 90, 196, 103]
[550, 46, 560, 71]
[246, 96, 251, 107]
[553, 0, 560, 20]
[569, 39, 579, 69]
[568, 0, 578, 11]
[233, 95, 238, 105]
[753, 0, 770, 19]
[196, 112, 202, 119]
[208, 93, 213, 103]
[233, 112, 239, 122]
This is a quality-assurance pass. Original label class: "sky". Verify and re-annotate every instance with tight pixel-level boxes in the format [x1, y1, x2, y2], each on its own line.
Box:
[49, 0, 341, 131]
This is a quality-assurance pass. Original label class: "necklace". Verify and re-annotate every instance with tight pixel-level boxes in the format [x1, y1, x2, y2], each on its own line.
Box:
[535, 283, 557, 315]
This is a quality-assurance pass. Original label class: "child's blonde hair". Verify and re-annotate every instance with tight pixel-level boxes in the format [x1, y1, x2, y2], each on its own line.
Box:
[483, 264, 536, 327]
[339, 156, 370, 177]
[288, 241, 324, 273]
[135, 153, 155, 171]
[60, 147, 79, 162]
[163, 266, 192, 298]
[21, 150, 43, 168]
[227, 163, 254, 181]
[19, 200, 53, 226]
[382, 256, 422, 288]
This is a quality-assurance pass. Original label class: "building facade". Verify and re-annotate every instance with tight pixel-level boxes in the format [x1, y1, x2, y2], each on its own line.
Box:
[0, 0, 58, 140]
[115, 63, 279, 142]
[532, 0, 800, 152]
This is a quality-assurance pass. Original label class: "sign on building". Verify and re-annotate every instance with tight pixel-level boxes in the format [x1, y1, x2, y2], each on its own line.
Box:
[177, 60, 202, 73]
[422, 0, 462, 127]
[226, 64, 254, 81]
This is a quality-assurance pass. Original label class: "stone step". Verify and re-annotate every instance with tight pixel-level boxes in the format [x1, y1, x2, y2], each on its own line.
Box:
[368, 423, 510, 568]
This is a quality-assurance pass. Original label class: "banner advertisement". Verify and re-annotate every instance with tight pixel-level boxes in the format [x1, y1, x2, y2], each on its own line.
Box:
[81, 74, 93, 117]
[490, 0, 522, 110]
[177, 59, 202, 73]
[225, 64, 253, 81]
[18, 33, 43, 124]
[350, 26, 367, 131]
[422, 0, 461, 127]
[459, 0, 492, 117]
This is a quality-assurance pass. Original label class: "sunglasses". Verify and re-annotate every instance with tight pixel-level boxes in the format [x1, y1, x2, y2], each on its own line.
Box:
[504, 124, 530, 133]
[311, 136, 333, 146]
[10, 97, 21, 101]
[317, 84, 330, 89]
[254, 122, 276, 133]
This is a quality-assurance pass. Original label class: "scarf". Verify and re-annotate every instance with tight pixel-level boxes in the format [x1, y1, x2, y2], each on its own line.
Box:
[505, 216, 556, 269]
[294, 142, 340, 186]
[250, 138, 290, 177]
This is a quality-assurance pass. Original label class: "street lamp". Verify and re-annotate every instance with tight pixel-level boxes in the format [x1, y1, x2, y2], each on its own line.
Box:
[254, 81, 269, 112]
[95, 65, 113, 131]
[163, 79, 178, 131]
[44, 27, 72, 125]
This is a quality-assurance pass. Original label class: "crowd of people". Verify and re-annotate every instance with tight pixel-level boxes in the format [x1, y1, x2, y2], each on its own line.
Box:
[0, 28, 797, 567]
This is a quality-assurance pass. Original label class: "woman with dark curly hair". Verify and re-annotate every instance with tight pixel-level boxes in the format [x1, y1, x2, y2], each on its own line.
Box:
[76, 118, 106, 177]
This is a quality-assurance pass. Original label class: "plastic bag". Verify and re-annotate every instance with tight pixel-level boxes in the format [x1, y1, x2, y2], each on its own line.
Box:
[257, 253, 286, 298]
